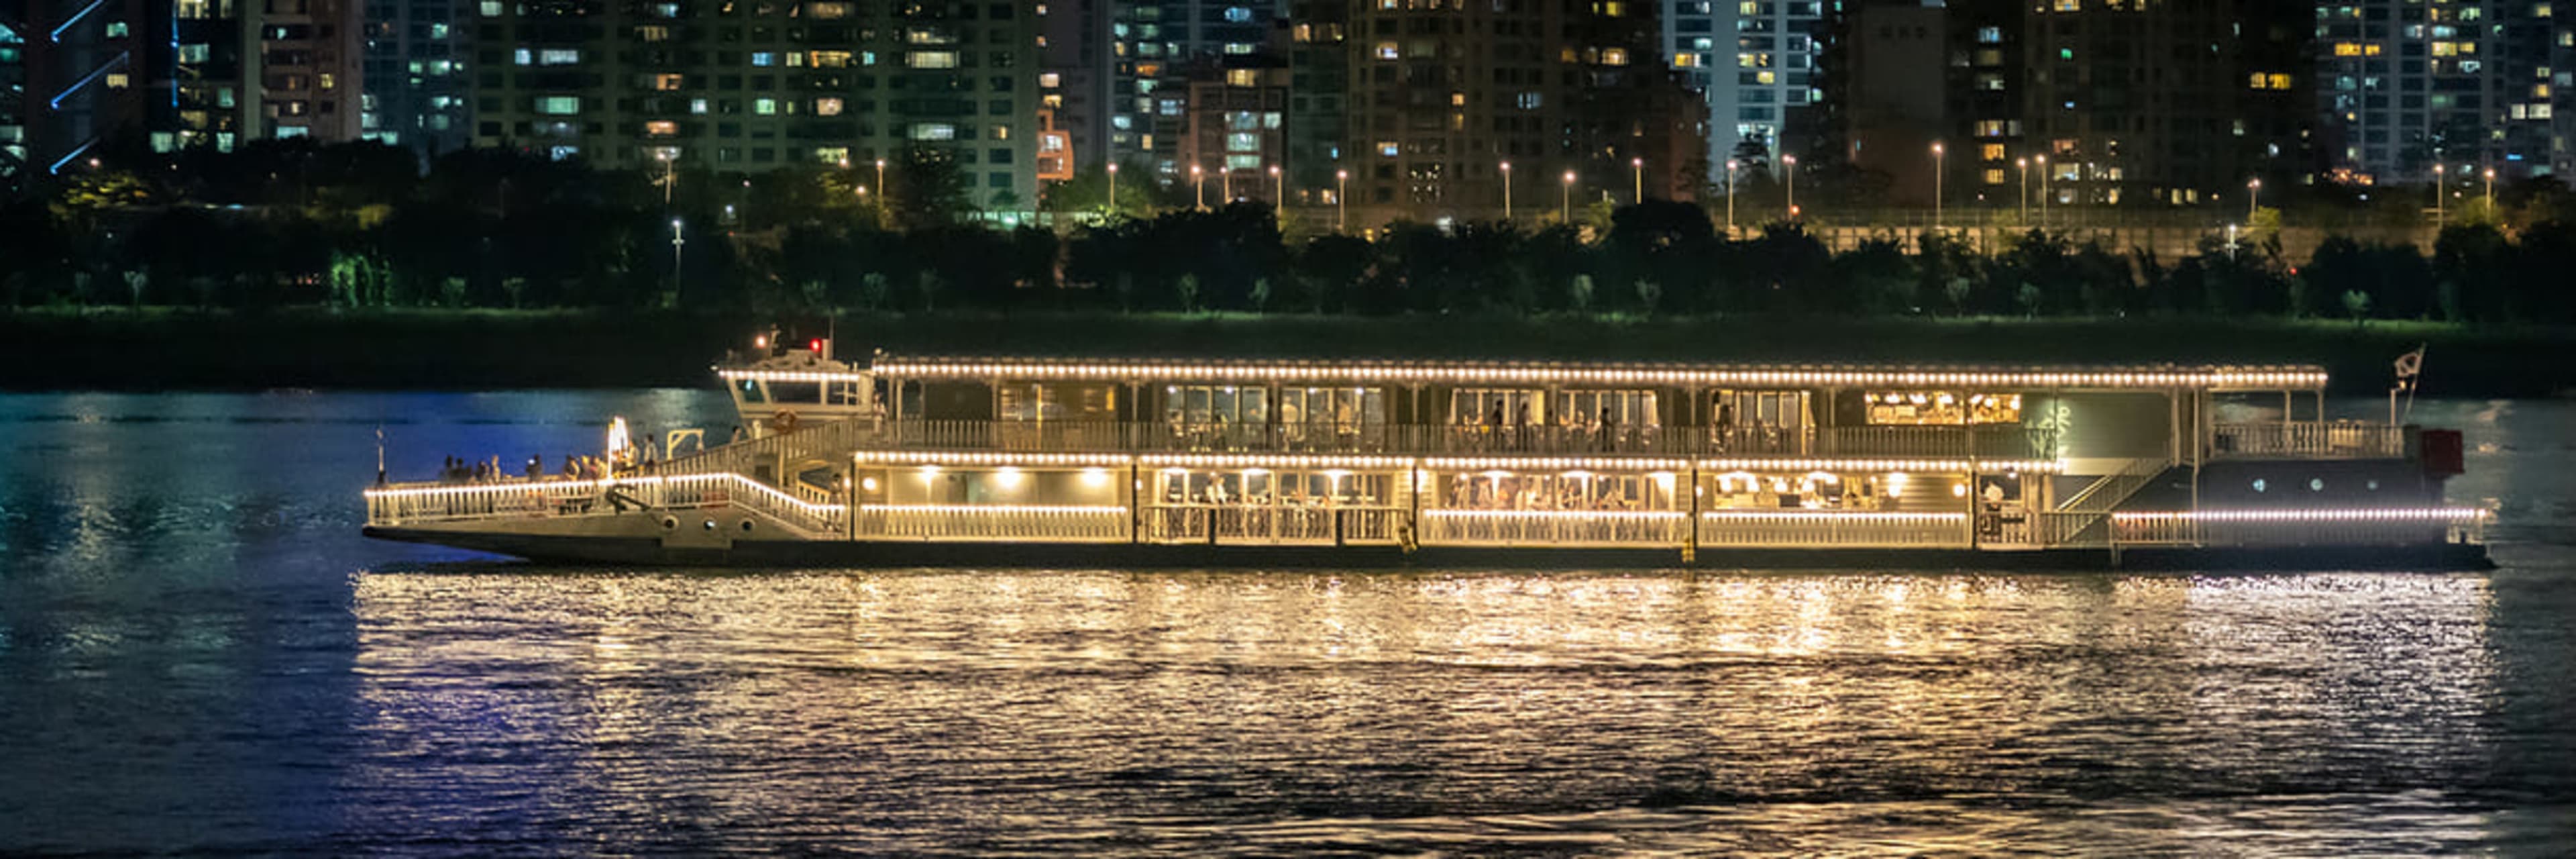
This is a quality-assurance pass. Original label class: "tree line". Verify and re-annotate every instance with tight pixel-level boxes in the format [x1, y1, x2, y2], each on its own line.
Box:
[4, 139, 2573, 326]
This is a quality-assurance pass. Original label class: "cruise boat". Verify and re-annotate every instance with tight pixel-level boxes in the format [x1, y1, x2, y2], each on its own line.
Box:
[361, 338, 2491, 569]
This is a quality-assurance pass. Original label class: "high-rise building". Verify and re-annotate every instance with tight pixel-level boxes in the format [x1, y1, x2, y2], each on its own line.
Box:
[1344, 0, 1701, 224]
[15, 0, 360, 174]
[2315, 0, 2559, 185]
[1, 15, 26, 184]
[1662, 0, 1826, 174]
[1838, 3, 1947, 206]
[468, 0, 1040, 209]
[362, 0, 471, 157]
[1165, 47, 1287, 206]
[1837, 0, 2312, 210]
[1281, 2, 1345, 209]
[1110, 0, 1281, 179]
[1037, 0, 1111, 179]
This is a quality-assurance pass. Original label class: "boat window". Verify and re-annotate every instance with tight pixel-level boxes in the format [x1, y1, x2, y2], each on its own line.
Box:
[1278, 387, 1385, 431]
[1450, 388, 1546, 425]
[1000, 382, 1119, 421]
[1162, 385, 1268, 429]
[1868, 391, 2021, 425]
[735, 378, 769, 405]
[1437, 470, 1672, 511]
[829, 379, 868, 406]
[767, 382, 822, 405]
[1554, 390, 1660, 430]
[1713, 390, 1804, 435]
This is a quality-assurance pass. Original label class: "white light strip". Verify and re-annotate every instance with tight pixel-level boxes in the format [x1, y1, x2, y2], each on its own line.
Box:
[855, 450, 1133, 467]
[871, 357, 2328, 391]
[366, 473, 845, 513]
[717, 369, 874, 383]
[1697, 458, 2065, 474]
[868, 504, 1129, 515]
[1422, 509, 1686, 519]
[1423, 456, 1691, 472]
[1699, 511, 1969, 522]
[2111, 508, 2491, 523]
[1139, 454, 1416, 470]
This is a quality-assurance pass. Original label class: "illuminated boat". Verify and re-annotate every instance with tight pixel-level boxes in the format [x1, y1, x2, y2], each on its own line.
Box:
[361, 338, 2491, 568]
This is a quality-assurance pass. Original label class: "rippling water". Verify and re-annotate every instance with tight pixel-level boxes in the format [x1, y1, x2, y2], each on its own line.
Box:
[3, 392, 2573, 854]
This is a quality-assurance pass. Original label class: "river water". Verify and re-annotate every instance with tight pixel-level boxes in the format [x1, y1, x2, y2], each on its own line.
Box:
[1, 391, 2571, 855]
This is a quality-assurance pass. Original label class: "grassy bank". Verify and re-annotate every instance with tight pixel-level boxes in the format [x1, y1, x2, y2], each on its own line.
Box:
[3, 308, 2567, 397]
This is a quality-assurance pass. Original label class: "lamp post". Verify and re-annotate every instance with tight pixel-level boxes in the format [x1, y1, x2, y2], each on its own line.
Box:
[874, 158, 886, 201]
[1221, 164, 1233, 203]
[2036, 154, 2049, 225]
[2017, 157, 2029, 222]
[1931, 142, 1945, 232]
[1497, 160, 1514, 221]
[1630, 157, 1644, 204]
[2248, 177, 2262, 224]
[1192, 164, 1205, 210]
[1783, 154, 1798, 220]
[1723, 159, 1739, 238]
[1106, 162, 1118, 219]
[1335, 169, 1348, 232]
[2483, 167, 2496, 213]
[657, 150, 676, 207]
[2434, 164, 2447, 226]
[1561, 170, 1574, 223]
[1269, 164, 1283, 206]
[669, 218, 686, 291]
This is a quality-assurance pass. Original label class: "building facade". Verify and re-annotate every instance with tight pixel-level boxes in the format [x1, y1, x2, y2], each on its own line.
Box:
[362, 0, 470, 157]
[468, 0, 1039, 209]
[1662, 0, 1825, 174]
[1036, 0, 1110, 180]
[1111, 0, 1281, 181]
[1343, 0, 1699, 225]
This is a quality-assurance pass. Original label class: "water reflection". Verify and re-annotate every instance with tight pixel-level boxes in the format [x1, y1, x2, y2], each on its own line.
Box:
[338, 568, 2513, 854]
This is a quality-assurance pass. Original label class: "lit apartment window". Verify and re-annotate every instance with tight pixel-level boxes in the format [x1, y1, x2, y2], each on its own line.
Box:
[646, 121, 678, 136]
[537, 96, 580, 115]
[910, 123, 957, 140]
[907, 51, 958, 68]
[816, 97, 843, 116]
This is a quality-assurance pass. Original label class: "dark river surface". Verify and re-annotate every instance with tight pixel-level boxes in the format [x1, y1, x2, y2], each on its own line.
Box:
[1, 391, 2572, 855]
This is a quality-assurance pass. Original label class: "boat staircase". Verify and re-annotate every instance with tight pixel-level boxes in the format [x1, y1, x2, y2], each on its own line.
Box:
[2028, 457, 2171, 548]
[654, 417, 877, 497]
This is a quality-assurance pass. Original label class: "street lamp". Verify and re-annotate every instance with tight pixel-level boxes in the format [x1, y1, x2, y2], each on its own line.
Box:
[1783, 154, 1799, 220]
[2017, 157, 2029, 222]
[1723, 159, 1739, 238]
[2036, 154, 2049, 225]
[2483, 167, 2496, 213]
[657, 150, 676, 207]
[1221, 164, 1233, 203]
[1561, 170, 1575, 223]
[1106, 163, 1119, 219]
[1630, 157, 1644, 204]
[1335, 168, 1348, 232]
[2433, 164, 2447, 225]
[874, 158, 886, 201]
[1269, 164, 1283, 206]
[1931, 142, 1945, 232]
[1499, 160, 1513, 221]
[2248, 177, 2262, 224]
[669, 218, 686, 291]
[1192, 164, 1205, 210]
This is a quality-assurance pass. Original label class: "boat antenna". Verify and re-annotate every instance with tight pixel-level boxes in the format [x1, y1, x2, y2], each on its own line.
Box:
[374, 425, 387, 485]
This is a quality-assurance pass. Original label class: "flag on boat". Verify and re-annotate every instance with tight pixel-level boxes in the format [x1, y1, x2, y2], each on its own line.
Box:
[2394, 345, 2425, 391]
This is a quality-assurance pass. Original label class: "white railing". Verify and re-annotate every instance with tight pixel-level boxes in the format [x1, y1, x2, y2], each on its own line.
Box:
[2109, 509, 2488, 547]
[1142, 504, 1405, 544]
[2210, 421, 2404, 460]
[2058, 458, 2169, 513]
[857, 505, 1129, 542]
[1816, 425, 2057, 458]
[657, 417, 881, 478]
[364, 472, 844, 536]
[1417, 510, 1689, 546]
[1698, 511, 1970, 548]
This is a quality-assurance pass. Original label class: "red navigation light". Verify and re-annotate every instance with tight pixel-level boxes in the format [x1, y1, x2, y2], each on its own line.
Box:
[808, 338, 824, 352]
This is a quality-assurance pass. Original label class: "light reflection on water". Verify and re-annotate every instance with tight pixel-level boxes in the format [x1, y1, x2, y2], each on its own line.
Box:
[3, 391, 2575, 854]
[317, 568, 2537, 854]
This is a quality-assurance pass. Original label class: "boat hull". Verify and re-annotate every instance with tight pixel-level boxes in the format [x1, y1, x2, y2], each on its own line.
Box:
[362, 526, 2491, 571]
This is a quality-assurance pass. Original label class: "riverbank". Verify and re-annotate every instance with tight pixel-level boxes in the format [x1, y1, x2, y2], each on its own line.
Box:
[4, 308, 2567, 397]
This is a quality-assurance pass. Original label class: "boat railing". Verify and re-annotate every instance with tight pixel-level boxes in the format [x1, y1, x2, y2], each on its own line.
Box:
[855, 504, 1128, 542]
[1699, 511, 1970, 548]
[1143, 504, 1406, 544]
[2210, 421, 2404, 460]
[1417, 509, 1689, 546]
[874, 419, 2056, 459]
[659, 417, 882, 477]
[364, 473, 843, 536]
[2108, 509, 2487, 548]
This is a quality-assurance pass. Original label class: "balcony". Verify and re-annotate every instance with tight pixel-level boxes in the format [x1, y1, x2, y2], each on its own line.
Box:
[2210, 421, 2404, 460]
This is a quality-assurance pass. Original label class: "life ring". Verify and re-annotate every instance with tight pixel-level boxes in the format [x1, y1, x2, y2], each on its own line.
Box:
[769, 409, 801, 434]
